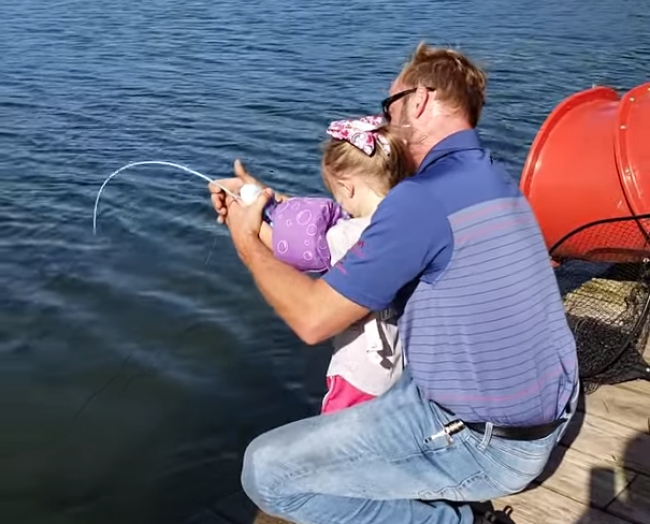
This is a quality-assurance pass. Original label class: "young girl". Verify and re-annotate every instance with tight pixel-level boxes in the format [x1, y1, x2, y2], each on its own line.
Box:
[251, 114, 412, 413]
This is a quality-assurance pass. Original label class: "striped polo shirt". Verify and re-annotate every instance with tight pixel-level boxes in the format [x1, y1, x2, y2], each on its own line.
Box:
[323, 129, 578, 426]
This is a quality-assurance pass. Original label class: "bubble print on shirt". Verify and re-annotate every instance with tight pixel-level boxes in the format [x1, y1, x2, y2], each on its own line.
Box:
[270, 197, 347, 273]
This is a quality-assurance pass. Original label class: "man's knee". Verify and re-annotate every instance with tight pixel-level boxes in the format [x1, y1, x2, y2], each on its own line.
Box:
[241, 430, 287, 513]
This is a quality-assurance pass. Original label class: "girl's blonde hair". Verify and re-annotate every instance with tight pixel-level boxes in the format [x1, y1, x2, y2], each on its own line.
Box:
[321, 126, 412, 195]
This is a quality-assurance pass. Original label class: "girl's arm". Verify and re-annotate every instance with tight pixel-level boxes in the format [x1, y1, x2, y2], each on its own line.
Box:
[268, 197, 346, 273]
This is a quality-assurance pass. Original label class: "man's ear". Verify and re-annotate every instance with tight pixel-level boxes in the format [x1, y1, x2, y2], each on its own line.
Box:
[412, 86, 431, 119]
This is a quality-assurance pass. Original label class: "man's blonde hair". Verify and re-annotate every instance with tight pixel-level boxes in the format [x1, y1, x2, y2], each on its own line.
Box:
[399, 42, 487, 127]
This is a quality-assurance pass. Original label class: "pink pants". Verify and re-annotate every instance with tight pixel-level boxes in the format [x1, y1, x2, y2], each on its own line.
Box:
[321, 375, 376, 414]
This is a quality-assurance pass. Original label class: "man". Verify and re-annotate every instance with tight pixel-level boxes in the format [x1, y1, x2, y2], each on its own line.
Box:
[209, 43, 578, 524]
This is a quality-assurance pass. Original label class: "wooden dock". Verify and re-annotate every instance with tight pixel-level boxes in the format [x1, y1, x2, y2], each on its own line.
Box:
[196, 376, 649, 524]
[491, 378, 650, 524]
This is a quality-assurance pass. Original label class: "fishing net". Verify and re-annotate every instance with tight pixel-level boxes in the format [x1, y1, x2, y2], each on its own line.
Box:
[550, 214, 650, 394]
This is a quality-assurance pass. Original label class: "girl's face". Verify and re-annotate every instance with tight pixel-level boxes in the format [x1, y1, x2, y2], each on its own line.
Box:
[322, 166, 361, 217]
[322, 165, 383, 218]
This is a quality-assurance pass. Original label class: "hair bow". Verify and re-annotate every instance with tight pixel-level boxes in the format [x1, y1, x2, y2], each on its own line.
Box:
[326, 114, 390, 156]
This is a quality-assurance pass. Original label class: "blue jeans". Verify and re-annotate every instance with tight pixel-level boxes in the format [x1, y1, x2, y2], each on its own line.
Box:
[242, 370, 578, 524]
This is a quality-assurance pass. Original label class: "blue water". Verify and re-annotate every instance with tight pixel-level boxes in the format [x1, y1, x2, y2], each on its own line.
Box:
[0, 0, 648, 522]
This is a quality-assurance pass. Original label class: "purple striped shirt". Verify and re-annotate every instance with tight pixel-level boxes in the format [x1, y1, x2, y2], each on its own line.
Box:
[323, 129, 578, 425]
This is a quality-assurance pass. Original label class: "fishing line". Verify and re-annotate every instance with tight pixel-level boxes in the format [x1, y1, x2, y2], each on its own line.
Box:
[92, 160, 240, 235]
[75, 161, 237, 432]
[10, 163, 248, 461]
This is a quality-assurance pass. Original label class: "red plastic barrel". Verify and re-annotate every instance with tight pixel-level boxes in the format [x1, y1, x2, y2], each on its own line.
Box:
[520, 82, 650, 262]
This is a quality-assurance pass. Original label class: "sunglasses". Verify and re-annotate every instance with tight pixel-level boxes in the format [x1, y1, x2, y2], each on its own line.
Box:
[381, 87, 436, 121]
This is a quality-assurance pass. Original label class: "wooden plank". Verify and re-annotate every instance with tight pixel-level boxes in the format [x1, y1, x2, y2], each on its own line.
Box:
[618, 378, 650, 397]
[184, 509, 241, 524]
[536, 447, 636, 507]
[607, 474, 650, 524]
[252, 513, 291, 524]
[561, 411, 650, 477]
[583, 384, 650, 433]
[494, 486, 630, 524]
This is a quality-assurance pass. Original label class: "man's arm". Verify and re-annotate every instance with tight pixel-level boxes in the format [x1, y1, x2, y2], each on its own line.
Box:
[259, 222, 273, 250]
[241, 238, 370, 345]
[223, 179, 450, 347]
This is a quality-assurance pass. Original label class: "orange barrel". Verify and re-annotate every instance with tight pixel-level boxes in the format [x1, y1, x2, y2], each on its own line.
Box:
[520, 82, 650, 262]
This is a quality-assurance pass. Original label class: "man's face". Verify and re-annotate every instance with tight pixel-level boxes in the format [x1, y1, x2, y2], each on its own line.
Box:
[383, 78, 417, 158]
[384, 79, 411, 129]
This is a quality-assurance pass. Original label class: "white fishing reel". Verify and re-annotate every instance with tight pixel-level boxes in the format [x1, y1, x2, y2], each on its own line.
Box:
[239, 183, 264, 205]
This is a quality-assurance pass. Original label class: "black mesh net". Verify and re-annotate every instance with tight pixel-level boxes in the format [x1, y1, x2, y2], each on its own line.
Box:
[550, 214, 650, 394]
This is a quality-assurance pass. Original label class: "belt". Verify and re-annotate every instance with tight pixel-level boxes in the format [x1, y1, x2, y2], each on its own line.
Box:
[424, 417, 567, 445]
[436, 401, 572, 442]
[463, 418, 566, 441]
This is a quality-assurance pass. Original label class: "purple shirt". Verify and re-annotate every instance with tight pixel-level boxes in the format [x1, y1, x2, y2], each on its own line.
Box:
[322, 130, 578, 426]
[269, 197, 346, 273]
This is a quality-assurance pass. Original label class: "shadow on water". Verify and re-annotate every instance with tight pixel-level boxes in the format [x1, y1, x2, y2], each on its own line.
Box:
[0, 325, 328, 524]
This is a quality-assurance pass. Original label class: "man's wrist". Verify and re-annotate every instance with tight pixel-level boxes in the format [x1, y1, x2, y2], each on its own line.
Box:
[236, 233, 266, 266]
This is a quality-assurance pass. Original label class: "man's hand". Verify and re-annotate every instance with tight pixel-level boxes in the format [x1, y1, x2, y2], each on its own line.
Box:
[224, 187, 274, 265]
[209, 159, 289, 224]
[209, 159, 260, 224]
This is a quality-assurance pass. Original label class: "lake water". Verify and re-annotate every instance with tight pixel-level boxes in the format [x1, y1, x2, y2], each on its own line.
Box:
[1, 0, 648, 522]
